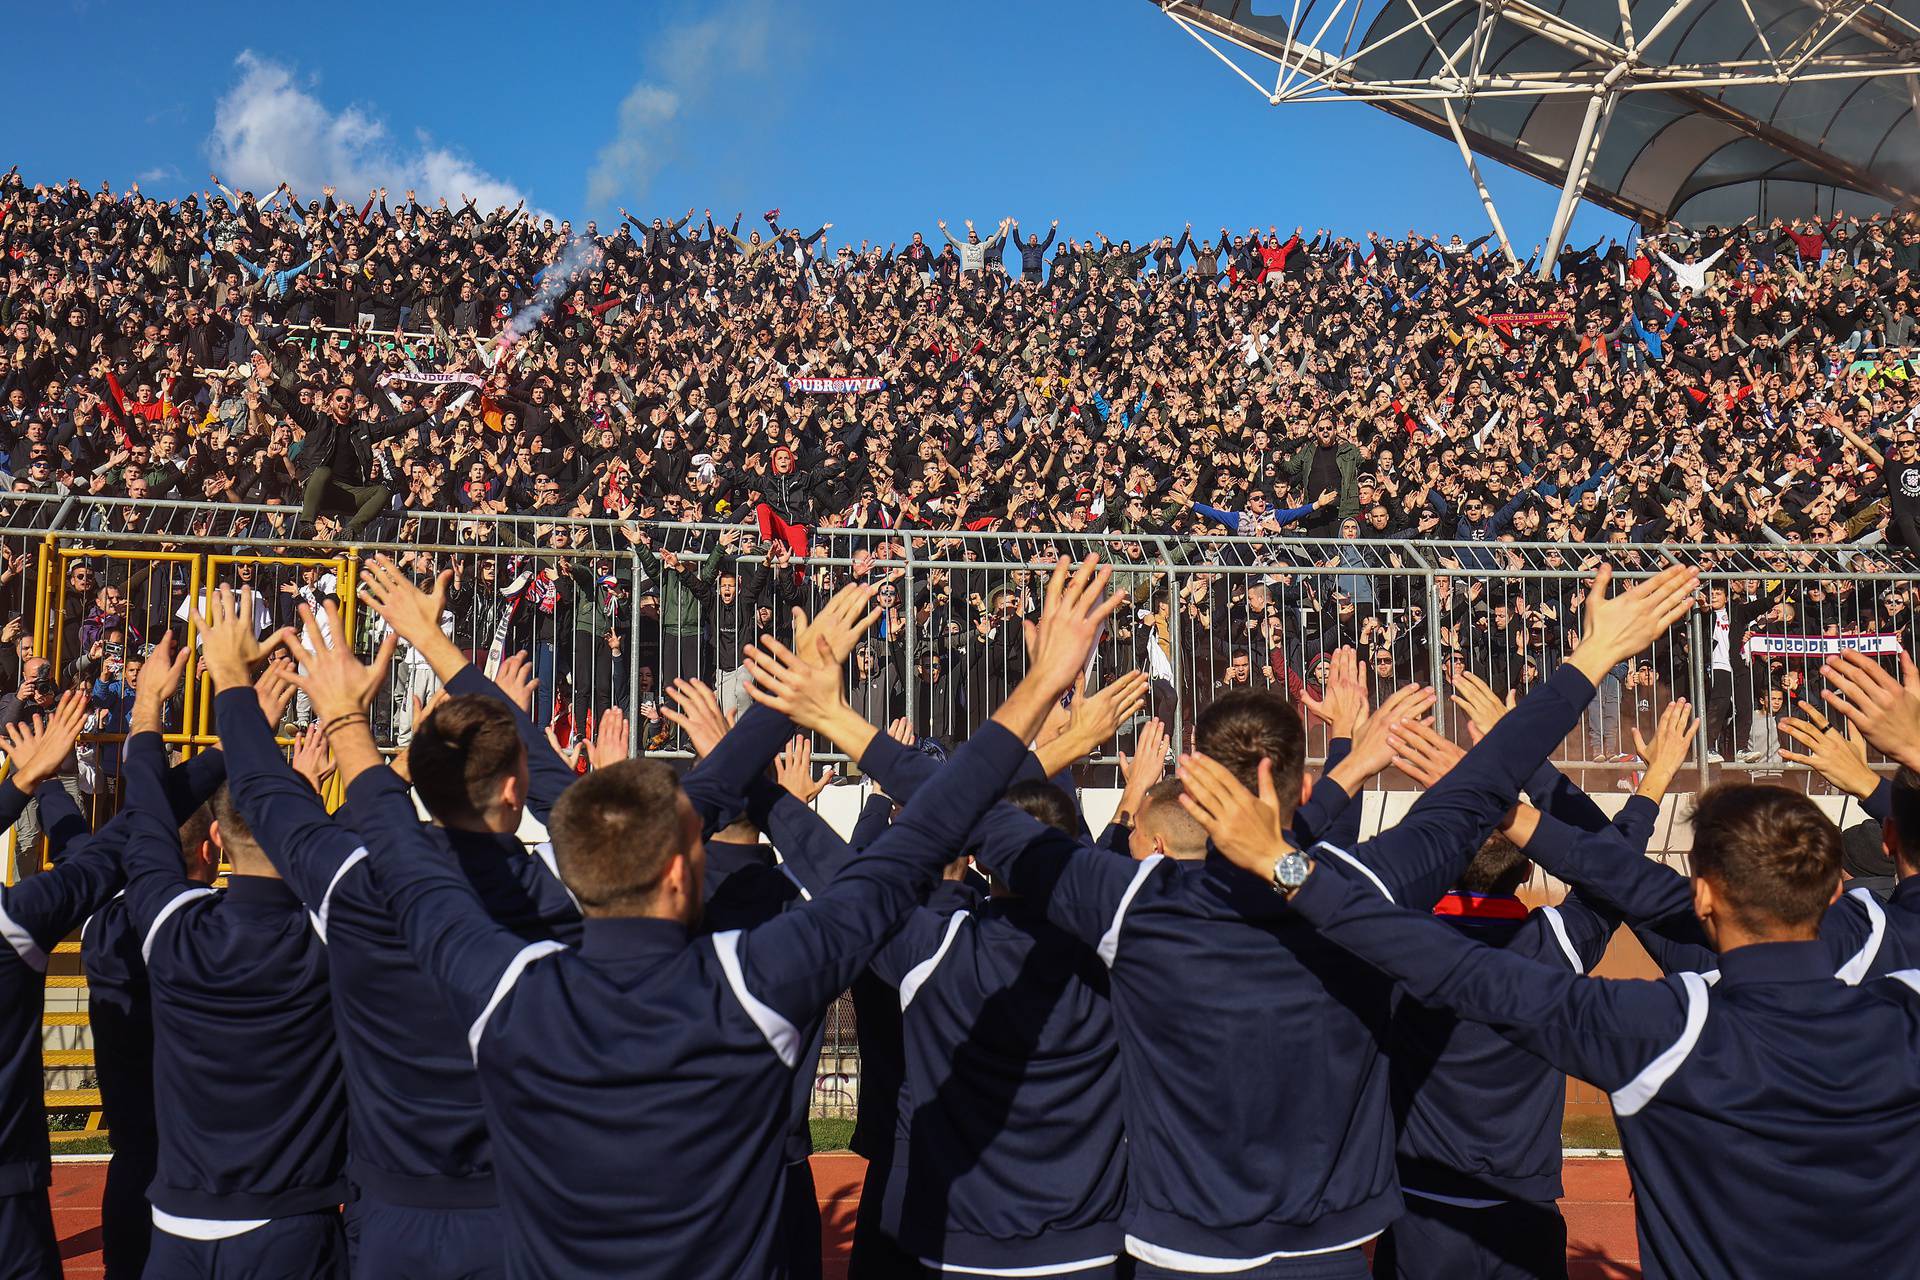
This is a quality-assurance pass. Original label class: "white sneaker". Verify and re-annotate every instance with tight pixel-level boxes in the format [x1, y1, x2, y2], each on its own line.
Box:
[1706, 750, 1724, 764]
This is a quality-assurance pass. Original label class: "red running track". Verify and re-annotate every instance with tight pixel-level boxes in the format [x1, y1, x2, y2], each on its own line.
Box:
[54, 1154, 1641, 1277]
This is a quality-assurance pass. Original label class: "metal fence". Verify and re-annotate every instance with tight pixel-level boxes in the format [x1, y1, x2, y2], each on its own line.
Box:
[3, 495, 1917, 802]
[7, 495, 1917, 1128]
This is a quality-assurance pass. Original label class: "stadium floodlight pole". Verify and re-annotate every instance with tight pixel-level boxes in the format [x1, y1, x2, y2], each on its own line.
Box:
[1441, 100, 1518, 266]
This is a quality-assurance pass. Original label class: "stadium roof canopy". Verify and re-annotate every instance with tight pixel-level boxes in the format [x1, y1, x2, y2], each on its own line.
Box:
[1150, 0, 1920, 269]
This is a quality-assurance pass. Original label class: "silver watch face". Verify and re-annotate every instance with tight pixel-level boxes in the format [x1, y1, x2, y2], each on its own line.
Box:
[1273, 851, 1310, 892]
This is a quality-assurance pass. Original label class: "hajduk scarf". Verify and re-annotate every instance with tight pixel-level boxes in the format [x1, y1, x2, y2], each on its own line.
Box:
[786, 377, 885, 394]
[376, 370, 485, 390]
[1743, 632, 1904, 658]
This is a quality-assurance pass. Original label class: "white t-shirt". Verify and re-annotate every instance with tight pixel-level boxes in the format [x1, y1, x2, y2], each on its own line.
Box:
[177, 591, 272, 648]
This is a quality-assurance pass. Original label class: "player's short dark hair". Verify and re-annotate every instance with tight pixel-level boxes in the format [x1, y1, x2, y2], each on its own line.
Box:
[1458, 832, 1530, 897]
[1004, 780, 1078, 835]
[1195, 690, 1305, 799]
[412, 695, 526, 821]
[179, 801, 215, 868]
[548, 759, 690, 912]
[1689, 783, 1841, 931]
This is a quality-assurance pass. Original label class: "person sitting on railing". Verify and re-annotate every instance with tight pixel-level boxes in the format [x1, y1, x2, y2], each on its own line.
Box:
[248, 350, 431, 540]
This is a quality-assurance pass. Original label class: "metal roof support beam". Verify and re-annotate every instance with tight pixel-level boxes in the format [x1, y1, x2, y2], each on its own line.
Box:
[1497, 0, 1920, 205]
[1441, 99, 1520, 264]
[1540, 88, 1616, 276]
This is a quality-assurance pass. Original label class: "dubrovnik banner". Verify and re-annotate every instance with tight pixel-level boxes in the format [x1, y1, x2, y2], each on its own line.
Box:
[786, 377, 886, 394]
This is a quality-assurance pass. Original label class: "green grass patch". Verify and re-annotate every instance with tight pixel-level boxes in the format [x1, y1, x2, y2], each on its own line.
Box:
[49, 1133, 114, 1155]
[810, 1116, 855, 1153]
[1562, 1114, 1620, 1150]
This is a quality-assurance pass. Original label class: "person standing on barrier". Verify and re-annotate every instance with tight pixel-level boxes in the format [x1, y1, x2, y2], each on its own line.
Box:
[250, 352, 429, 540]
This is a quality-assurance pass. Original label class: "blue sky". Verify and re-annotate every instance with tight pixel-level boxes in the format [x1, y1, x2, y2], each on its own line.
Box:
[1, 0, 1631, 253]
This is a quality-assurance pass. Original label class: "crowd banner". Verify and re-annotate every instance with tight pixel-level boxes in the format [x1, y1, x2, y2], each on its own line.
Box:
[1741, 632, 1905, 658]
[786, 377, 886, 394]
[377, 370, 487, 390]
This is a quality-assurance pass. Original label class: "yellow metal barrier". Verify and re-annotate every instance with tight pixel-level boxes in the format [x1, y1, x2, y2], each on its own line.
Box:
[22, 539, 359, 1139]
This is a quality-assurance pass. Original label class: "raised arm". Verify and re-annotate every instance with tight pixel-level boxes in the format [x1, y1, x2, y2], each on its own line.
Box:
[1343, 564, 1698, 908]
[1280, 851, 1696, 1098]
[358, 555, 577, 821]
[730, 557, 1128, 1027]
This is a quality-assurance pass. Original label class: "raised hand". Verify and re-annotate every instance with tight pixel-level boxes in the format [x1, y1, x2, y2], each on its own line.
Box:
[544, 727, 582, 771]
[1039, 670, 1150, 774]
[1569, 564, 1699, 683]
[359, 554, 455, 656]
[1177, 751, 1284, 881]
[1388, 720, 1467, 789]
[660, 679, 729, 760]
[1115, 716, 1169, 827]
[1015, 557, 1125, 712]
[255, 657, 297, 728]
[1302, 645, 1367, 738]
[1822, 649, 1920, 771]
[494, 652, 538, 717]
[0, 690, 88, 790]
[743, 632, 852, 736]
[280, 602, 398, 726]
[886, 717, 915, 746]
[1781, 697, 1880, 799]
[192, 586, 292, 692]
[132, 632, 193, 736]
[290, 724, 336, 793]
[1631, 698, 1697, 802]
[587, 708, 630, 770]
[1331, 682, 1436, 787]
[1449, 669, 1514, 744]
[788, 576, 891, 666]
[775, 735, 836, 803]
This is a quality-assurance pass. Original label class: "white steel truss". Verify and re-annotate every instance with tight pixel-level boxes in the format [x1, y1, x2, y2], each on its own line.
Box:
[1152, 0, 1920, 275]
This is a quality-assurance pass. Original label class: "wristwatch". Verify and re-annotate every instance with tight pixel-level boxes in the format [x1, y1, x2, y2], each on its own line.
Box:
[1270, 850, 1312, 897]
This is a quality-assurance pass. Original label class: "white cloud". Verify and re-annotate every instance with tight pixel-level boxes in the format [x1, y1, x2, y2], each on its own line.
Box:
[136, 165, 180, 185]
[206, 51, 541, 215]
[586, 0, 774, 208]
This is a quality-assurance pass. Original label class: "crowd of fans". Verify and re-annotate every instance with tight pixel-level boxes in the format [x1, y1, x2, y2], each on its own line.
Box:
[6, 169, 1920, 774]
[4, 169, 1920, 552]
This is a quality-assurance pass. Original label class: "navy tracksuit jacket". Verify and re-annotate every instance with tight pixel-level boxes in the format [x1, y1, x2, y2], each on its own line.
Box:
[1289, 851, 1920, 1279]
[1, 760, 216, 1280]
[349, 714, 1039, 1278]
[212, 669, 582, 1275]
[969, 665, 1599, 1268]
[116, 732, 346, 1235]
[1516, 776, 1914, 984]
[1303, 760, 1655, 1210]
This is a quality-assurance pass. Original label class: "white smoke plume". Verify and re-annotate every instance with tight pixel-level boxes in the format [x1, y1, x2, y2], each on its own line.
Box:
[586, 0, 775, 208]
[500, 234, 605, 353]
[207, 51, 546, 217]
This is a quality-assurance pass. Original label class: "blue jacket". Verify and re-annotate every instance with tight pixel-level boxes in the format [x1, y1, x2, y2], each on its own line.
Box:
[839, 736, 1124, 1272]
[119, 732, 344, 1222]
[968, 664, 1598, 1266]
[350, 715, 1039, 1278]
[0, 776, 118, 1198]
[1517, 777, 1911, 986]
[211, 667, 582, 1210]
[1289, 853, 1920, 1279]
